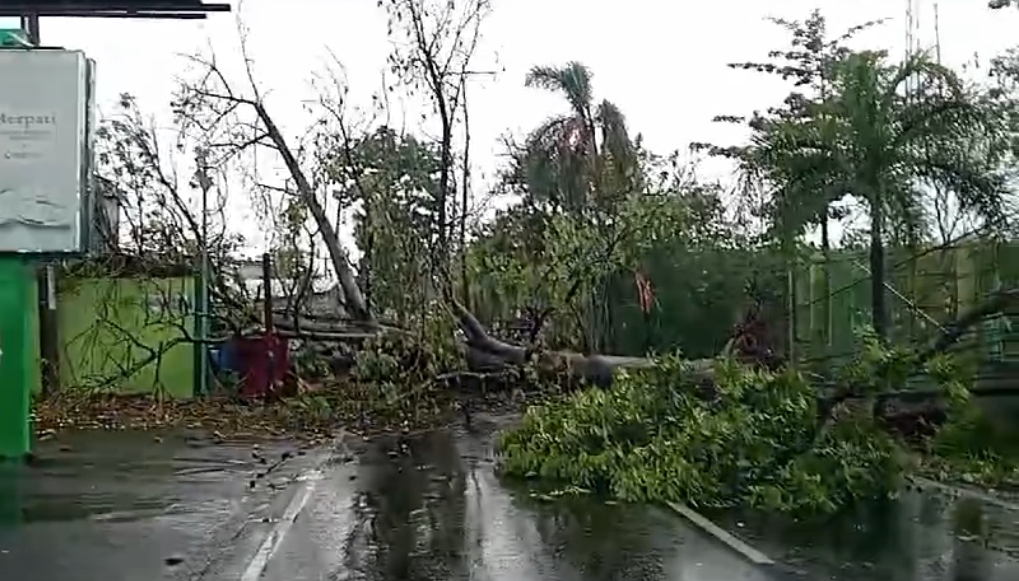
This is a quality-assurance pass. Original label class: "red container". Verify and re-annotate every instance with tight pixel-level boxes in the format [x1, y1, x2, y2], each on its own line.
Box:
[230, 333, 290, 399]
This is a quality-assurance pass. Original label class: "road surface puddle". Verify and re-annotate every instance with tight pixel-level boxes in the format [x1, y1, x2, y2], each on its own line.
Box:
[706, 485, 1019, 580]
[296, 424, 771, 581]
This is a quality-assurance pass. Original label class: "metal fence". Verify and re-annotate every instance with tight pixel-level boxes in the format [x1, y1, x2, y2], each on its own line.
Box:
[791, 241, 1019, 367]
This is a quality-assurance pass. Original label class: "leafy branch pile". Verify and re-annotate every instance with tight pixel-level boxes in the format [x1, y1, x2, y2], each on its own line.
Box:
[927, 401, 1019, 488]
[498, 335, 980, 514]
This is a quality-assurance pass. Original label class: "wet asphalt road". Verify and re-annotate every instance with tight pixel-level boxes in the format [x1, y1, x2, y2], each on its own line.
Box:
[3, 417, 1019, 580]
[0, 430, 321, 581]
[709, 481, 1019, 581]
[228, 419, 773, 581]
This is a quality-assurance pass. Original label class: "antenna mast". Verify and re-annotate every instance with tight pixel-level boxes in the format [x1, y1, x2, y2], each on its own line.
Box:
[905, 0, 916, 97]
[934, 1, 942, 66]
[905, 0, 915, 59]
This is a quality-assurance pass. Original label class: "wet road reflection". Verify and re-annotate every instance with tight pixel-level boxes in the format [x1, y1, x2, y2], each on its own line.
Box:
[261, 417, 771, 581]
[260, 415, 1019, 581]
[7, 421, 1018, 580]
[0, 430, 303, 581]
[706, 483, 1019, 581]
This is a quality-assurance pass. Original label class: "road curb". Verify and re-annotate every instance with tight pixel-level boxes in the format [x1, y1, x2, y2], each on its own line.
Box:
[908, 475, 1019, 511]
[664, 501, 775, 565]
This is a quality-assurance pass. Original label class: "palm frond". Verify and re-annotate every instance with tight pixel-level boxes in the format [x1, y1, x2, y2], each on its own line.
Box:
[525, 62, 594, 118]
[527, 115, 581, 152]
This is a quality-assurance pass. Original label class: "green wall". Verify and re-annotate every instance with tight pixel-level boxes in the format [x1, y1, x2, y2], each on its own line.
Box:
[57, 277, 196, 398]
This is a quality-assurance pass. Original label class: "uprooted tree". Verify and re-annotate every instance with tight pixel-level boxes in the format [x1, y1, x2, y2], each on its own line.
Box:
[164, 2, 1017, 394]
[495, 18, 1019, 512]
[166, 0, 758, 390]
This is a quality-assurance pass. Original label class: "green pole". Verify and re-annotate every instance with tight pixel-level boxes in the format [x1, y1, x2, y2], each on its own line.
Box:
[192, 269, 207, 397]
[0, 257, 34, 461]
[195, 152, 211, 398]
[0, 27, 41, 462]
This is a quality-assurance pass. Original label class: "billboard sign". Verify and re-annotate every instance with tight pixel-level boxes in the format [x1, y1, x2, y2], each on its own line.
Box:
[0, 49, 91, 254]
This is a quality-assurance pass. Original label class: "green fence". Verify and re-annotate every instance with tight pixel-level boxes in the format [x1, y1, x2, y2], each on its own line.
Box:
[591, 240, 1019, 368]
[792, 241, 1019, 366]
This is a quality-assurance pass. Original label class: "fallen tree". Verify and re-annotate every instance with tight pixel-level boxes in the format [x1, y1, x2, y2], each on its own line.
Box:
[498, 354, 905, 514]
[170, 1, 697, 389]
[169, 2, 1019, 410]
[494, 289, 1019, 514]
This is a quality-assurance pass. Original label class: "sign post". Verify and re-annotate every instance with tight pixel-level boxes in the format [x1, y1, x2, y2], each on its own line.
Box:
[0, 47, 93, 461]
[0, 2, 230, 463]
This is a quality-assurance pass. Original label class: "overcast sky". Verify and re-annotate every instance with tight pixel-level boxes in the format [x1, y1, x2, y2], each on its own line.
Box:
[4, 0, 1019, 254]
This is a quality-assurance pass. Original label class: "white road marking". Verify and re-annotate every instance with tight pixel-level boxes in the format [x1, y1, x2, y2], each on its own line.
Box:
[239, 471, 320, 581]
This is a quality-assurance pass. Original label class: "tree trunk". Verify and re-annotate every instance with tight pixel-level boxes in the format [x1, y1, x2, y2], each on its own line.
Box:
[820, 214, 832, 348]
[252, 102, 374, 326]
[869, 193, 888, 340]
[783, 232, 799, 366]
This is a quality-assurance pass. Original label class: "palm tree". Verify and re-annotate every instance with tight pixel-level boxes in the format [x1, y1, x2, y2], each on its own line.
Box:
[515, 62, 645, 352]
[725, 10, 887, 353]
[751, 50, 1009, 341]
[522, 62, 639, 213]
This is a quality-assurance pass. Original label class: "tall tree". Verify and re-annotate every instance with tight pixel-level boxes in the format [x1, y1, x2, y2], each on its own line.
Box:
[384, 0, 491, 273]
[755, 50, 1010, 340]
[344, 128, 442, 322]
[513, 62, 646, 350]
[725, 10, 884, 347]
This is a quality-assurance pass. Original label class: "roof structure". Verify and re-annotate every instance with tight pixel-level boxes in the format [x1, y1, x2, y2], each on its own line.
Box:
[0, 1, 230, 18]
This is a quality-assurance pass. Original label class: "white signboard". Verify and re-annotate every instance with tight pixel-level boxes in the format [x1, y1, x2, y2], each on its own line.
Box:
[0, 49, 90, 254]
